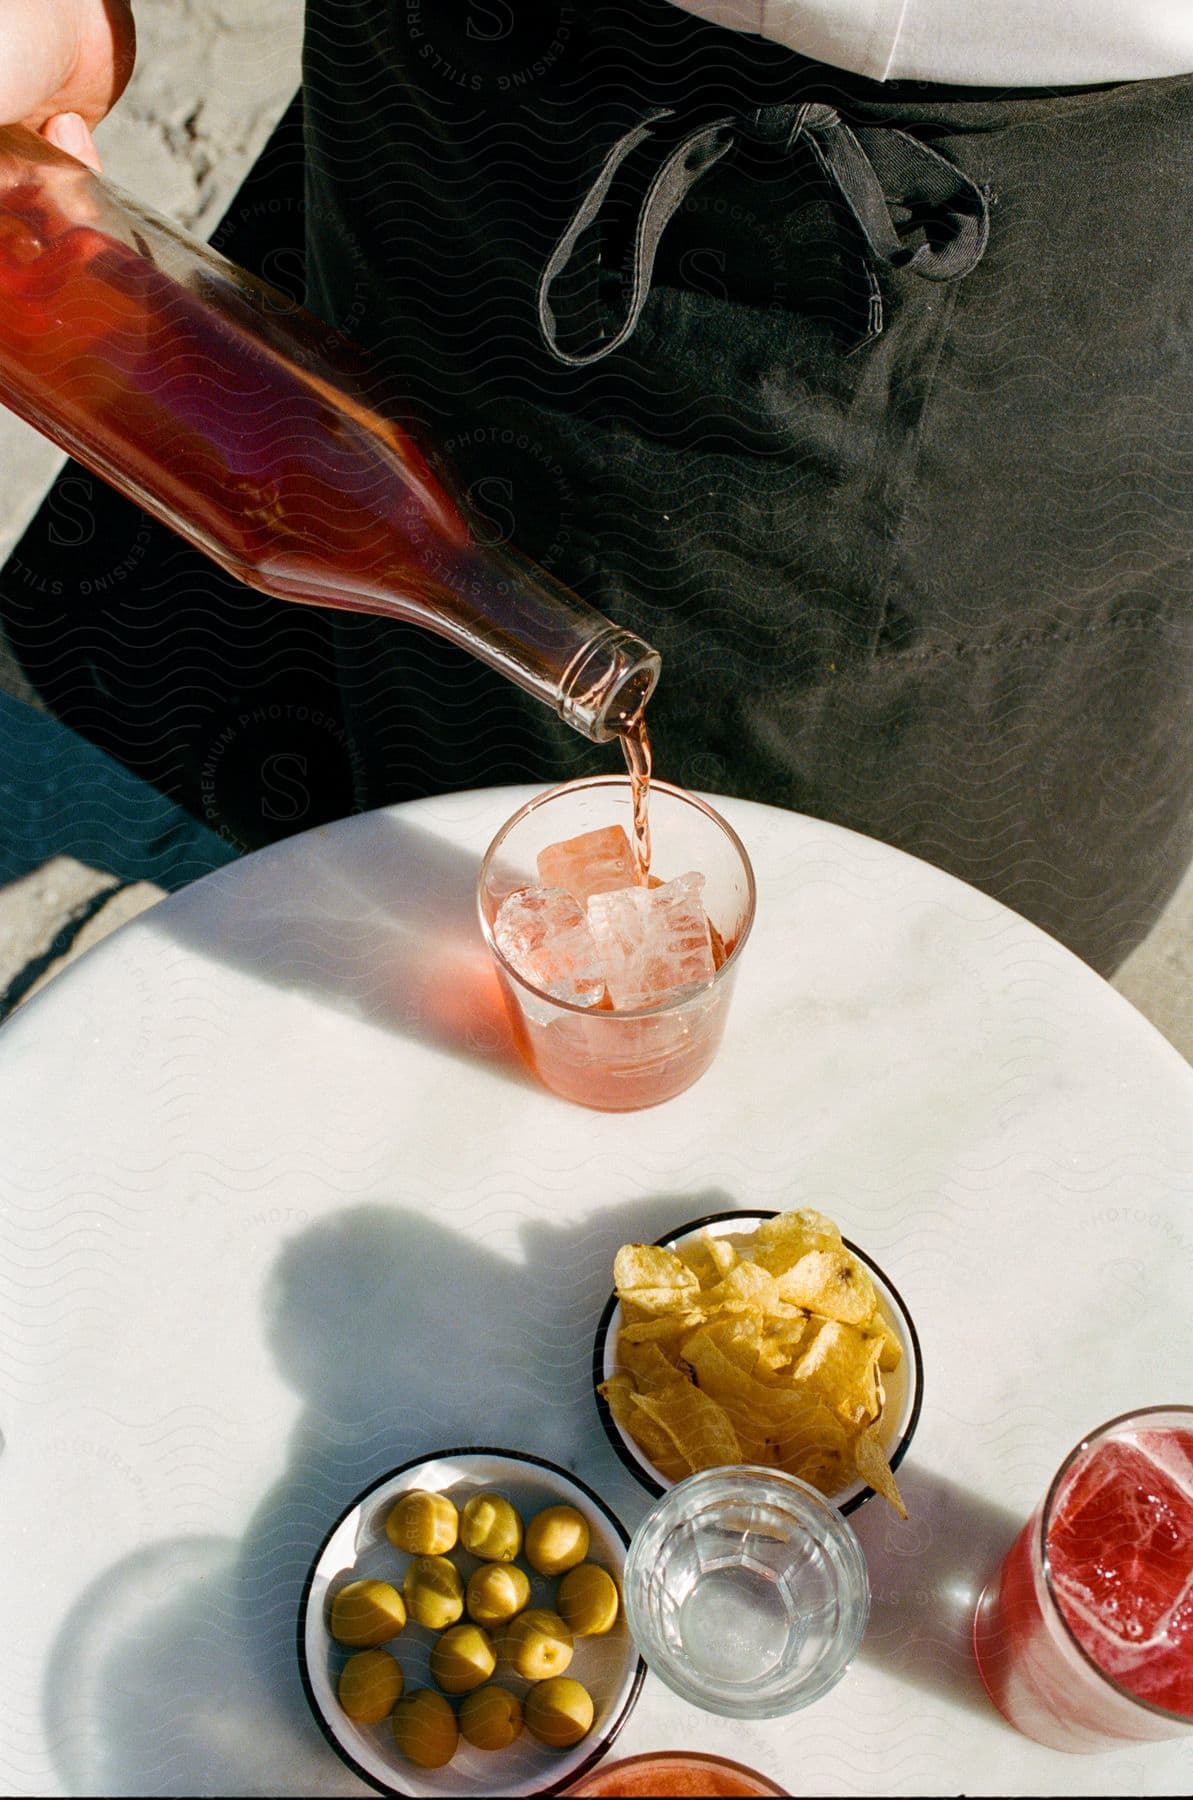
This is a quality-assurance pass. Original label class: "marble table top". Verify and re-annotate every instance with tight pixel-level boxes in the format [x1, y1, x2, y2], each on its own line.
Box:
[1, 786, 1190, 1796]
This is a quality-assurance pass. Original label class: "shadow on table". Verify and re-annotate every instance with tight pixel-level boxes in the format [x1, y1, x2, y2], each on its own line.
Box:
[851, 1462, 1020, 1720]
[143, 807, 536, 1092]
[41, 1194, 1022, 1792]
[38, 1191, 728, 1793]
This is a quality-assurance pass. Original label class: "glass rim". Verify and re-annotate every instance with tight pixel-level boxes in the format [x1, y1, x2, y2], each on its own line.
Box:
[1037, 1403, 1193, 1726]
[563, 1749, 788, 1797]
[632, 1460, 871, 1536]
[476, 775, 757, 1019]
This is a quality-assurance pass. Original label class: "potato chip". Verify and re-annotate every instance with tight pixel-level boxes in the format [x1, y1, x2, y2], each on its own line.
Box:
[614, 1244, 699, 1297]
[682, 1329, 765, 1414]
[631, 1384, 743, 1473]
[598, 1375, 688, 1482]
[791, 1320, 883, 1423]
[619, 1339, 687, 1393]
[853, 1421, 907, 1519]
[674, 1234, 737, 1285]
[619, 1312, 704, 1346]
[770, 1389, 851, 1451]
[682, 1333, 849, 1472]
[706, 1235, 744, 1276]
[597, 1372, 637, 1427]
[775, 1249, 877, 1326]
[754, 1316, 811, 1377]
[779, 1425, 853, 1495]
[621, 1287, 705, 1319]
[702, 1260, 783, 1316]
[748, 1208, 843, 1272]
[869, 1315, 904, 1372]
[693, 1313, 762, 1371]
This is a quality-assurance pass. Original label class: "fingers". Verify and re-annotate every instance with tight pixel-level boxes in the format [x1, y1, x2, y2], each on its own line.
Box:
[40, 110, 102, 174]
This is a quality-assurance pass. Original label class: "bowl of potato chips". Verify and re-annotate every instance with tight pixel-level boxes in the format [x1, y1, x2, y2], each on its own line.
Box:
[593, 1210, 922, 1517]
[299, 1448, 645, 1796]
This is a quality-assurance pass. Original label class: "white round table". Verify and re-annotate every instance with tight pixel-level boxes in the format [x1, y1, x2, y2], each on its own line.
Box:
[1, 788, 1190, 1797]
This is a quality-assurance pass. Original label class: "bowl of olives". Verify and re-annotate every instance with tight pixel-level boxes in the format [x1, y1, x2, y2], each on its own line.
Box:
[298, 1448, 645, 1796]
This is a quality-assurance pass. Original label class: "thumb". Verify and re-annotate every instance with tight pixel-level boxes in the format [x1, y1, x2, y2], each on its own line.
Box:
[41, 111, 102, 174]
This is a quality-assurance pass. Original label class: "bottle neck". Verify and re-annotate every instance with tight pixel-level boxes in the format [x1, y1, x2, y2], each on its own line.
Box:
[556, 627, 659, 743]
[380, 540, 661, 744]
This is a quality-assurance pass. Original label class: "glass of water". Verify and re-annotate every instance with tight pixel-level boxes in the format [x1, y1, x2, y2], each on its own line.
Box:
[622, 1466, 870, 1718]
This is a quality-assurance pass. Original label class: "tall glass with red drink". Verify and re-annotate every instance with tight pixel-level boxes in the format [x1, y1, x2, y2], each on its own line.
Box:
[972, 1406, 1193, 1751]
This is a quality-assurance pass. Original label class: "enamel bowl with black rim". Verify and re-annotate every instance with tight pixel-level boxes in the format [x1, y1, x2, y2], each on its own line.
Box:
[592, 1211, 923, 1513]
[298, 1448, 644, 1797]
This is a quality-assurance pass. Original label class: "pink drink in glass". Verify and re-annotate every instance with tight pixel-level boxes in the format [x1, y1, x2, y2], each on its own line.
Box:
[565, 1752, 786, 1796]
[973, 1407, 1193, 1750]
[478, 776, 755, 1111]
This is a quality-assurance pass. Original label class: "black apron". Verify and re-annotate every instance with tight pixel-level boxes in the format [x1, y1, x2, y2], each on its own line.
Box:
[301, 0, 1193, 974]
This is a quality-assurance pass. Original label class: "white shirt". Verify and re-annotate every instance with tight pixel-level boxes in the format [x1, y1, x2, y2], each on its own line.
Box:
[668, 2, 1193, 85]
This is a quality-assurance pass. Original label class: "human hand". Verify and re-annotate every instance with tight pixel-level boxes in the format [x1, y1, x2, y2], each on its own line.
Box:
[0, 0, 136, 171]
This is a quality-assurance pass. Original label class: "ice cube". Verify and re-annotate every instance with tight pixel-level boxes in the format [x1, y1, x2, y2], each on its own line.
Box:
[537, 825, 639, 906]
[1121, 1572, 1193, 1714]
[493, 885, 606, 1006]
[587, 871, 716, 1011]
[1051, 1436, 1193, 1648]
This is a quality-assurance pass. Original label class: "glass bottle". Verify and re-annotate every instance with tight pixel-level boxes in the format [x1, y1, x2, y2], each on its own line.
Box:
[0, 125, 659, 742]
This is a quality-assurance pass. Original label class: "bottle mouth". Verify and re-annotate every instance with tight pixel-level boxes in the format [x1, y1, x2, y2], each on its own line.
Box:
[558, 630, 661, 743]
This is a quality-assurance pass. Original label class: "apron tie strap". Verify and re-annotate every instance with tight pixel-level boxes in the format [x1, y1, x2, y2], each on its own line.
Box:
[537, 101, 990, 366]
[536, 108, 736, 369]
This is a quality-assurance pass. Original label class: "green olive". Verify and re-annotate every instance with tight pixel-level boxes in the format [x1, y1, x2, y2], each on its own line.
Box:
[458, 1684, 522, 1751]
[524, 1676, 594, 1748]
[385, 1488, 459, 1556]
[459, 1491, 523, 1562]
[328, 1578, 406, 1647]
[500, 1607, 574, 1681]
[429, 1623, 496, 1695]
[465, 1562, 531, 1627]
[337, 1649, 403, 1724]
[556, 1563, 620, 1636]
[391, 1689, 458, 1769]
[524, 1504, 589, 1576]
[403, 1554, 464, 1630]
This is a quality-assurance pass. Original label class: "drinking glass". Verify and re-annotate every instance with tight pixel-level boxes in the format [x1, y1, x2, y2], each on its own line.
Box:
[477, 777, 755, 1111]
[621, 1466, 870, 1719]
[972, 1405, 1193, 1751]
